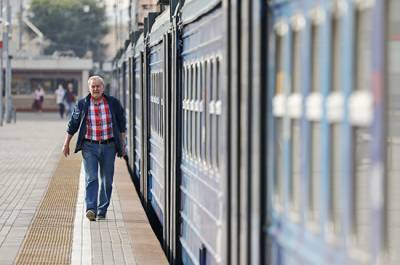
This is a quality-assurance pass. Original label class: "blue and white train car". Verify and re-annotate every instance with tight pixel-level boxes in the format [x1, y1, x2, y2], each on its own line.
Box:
[146, 8, 171, 227]
[179, 0, 227, 264]
[266, 0, 392, 264]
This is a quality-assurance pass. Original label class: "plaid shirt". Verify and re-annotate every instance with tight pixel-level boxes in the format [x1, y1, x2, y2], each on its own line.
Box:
[85, 96, 114, 140]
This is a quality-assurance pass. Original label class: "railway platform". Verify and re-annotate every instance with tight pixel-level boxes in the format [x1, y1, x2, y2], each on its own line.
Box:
[0, 113, 168, 265]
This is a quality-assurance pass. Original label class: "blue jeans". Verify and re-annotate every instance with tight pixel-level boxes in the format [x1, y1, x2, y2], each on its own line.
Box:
[82, 141, 116, 216]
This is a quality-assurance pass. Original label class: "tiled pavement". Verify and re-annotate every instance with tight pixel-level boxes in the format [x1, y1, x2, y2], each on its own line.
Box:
[0, 113, 66, 265]
[72, 166, 137, 265]
[0, 113, 167, 265]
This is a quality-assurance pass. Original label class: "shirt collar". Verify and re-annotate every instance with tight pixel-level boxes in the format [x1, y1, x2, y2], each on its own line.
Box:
[90, 95, 104, 105]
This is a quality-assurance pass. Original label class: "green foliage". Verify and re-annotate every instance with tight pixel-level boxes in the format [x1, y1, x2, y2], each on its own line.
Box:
[28, 0, 108, 61]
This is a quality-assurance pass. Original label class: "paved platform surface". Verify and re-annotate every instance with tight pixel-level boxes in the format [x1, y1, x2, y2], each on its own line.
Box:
[0, 113, 167, 265]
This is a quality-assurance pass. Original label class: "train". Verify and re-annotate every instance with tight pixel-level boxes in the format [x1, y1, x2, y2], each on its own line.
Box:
[110, 0, 399, 264]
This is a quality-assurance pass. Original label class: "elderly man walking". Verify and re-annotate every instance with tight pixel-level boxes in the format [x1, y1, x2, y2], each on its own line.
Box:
[62, 75, 126, 221]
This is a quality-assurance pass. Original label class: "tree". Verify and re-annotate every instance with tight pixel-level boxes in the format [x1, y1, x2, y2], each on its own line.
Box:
[28, 0, 108, 61]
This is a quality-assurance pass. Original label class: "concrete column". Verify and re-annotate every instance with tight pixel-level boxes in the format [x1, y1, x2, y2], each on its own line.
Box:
[81, 70, 89, 97]
[0, 0, 4, 126]
[5, 0, 13, 123]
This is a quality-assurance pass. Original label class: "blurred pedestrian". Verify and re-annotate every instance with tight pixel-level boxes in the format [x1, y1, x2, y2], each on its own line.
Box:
[62, 76, 126, 221]
[32, 88, 41, 111]
[38, 86, 45, 112]
[65, 83, 76, 118]
[55, 84, 66, 119]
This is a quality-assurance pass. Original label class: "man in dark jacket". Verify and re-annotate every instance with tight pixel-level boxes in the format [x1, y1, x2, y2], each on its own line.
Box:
[62, 75, 126, 221]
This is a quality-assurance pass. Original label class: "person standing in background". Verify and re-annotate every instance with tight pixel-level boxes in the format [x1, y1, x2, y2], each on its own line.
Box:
[65, 83, 76, 118]
[55, 84, 66, 119]
[38, 86, 45, 112]
[32, 88, 41, 111]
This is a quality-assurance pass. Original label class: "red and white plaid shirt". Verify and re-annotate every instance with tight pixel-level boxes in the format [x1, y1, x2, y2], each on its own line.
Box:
[85, 96, 114, 141]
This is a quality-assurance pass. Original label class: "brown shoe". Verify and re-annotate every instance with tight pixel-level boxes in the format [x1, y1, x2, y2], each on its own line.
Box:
[86, 210, 96, 221]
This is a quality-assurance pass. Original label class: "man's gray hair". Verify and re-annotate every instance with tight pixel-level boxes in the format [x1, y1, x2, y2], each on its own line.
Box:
[88, 75, 105, 87]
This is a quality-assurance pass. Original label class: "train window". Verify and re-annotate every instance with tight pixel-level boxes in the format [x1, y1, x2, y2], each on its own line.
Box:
[273, 22, 287, 209]
[198, 62, 204, 164]
[193, 64, 198, 161]
[186, 66, 190, 156]
[328, 3, 344, 236]
[152, 73, 155, 133]
[154, 74, 157, 133]
[156, 72, 159, 135]
[151, 74, 154, 132]
[190, 64, 194, 158]
[385, 0, 400, 262]
[159, 72, 161, 136]
[201, 61, 207, 164]
[196, 63, 201, 162]
[158, 72, 162, 136]
[308, 13, 323, 227]
[351, 2, 373, 252]
[161, 71, 164, 138]
[183, 66, 188, 156]
[154, 73, 157, 133]
[155, 73, 161, 135]
[216, 57, 221, 170]
[160, 72, 163, 137]
[152, 73, 154, 132]
[186, 66, 190, 157]
[212, 58, 219, 170]
[156, 73, 159, 134]
[289, 15, 304, 220]
[209, 59, 215, 168]
[154, 73, 157, 134]
[187, 65, 191, 157]
[206, 59, 212, 168]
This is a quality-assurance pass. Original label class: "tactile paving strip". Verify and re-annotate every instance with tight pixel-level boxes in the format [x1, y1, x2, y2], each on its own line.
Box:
[15, 151, 81, 265]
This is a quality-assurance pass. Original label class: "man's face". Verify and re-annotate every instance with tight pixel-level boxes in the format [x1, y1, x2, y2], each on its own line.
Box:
[89, 79, 104, 100]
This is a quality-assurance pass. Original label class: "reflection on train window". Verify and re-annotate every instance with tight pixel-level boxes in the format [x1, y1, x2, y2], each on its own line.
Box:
[385, 0, 400, 263]
[290, 21, 302, 218]
[351, 4, 372, 252]
[329, 7, 342, 234]
[309, 20, 321, 225]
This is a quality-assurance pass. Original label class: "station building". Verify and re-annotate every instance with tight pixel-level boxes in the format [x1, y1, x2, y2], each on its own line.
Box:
[11, 56, 93, 111]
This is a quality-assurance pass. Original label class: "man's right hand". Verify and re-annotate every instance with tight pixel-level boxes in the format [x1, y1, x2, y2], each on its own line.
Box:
[62, 144, 70, 157]
[63, 134, 73, 157]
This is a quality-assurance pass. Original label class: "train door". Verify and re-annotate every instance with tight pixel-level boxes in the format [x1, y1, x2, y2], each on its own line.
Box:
[169, 7, 181, 263]
[128, 53, 135, 170]
[227, 0, 267, 264]
[133, 35, 144, 187]
[146, 10, 169, 235]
